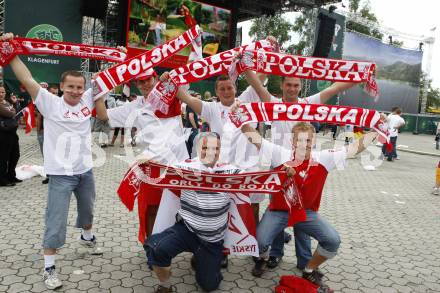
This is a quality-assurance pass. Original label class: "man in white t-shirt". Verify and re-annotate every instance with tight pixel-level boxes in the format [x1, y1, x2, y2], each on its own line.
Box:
[95, 69, 188, 241]
[246, 74, 359, 268]
[2, 33, 103, 290]
[384, 107, 405, 161]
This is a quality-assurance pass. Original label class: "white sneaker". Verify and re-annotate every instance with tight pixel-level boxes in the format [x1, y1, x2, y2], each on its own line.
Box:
[43, 266, 62, 290]
[432, 187, 439, 196]
[395, 156, 400, 160]
[79, 235, 103, 255]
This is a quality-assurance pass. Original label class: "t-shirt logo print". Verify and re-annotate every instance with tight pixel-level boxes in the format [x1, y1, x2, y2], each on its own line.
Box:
[81, 107, 90, 117]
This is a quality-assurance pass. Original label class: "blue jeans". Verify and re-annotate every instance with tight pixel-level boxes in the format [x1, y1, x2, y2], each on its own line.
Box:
[43, 169, 96, 249]
[145, 221, 224, 292]
[269, 231, 285, 257]
[294, 210, 341, 269]
[256, 210, 289, 257]
[257, 209, 340, 269]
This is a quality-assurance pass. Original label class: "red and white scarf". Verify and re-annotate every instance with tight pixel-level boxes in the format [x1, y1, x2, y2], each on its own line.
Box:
[0, 37, 127, 66]
[146, 40, 274, 114]
[92, 25, 202, 100]
[117, 161, 300, 253]
[117, 160, 289, 211]
[234, 50, 379, 98]
[229, 102, 388, 140]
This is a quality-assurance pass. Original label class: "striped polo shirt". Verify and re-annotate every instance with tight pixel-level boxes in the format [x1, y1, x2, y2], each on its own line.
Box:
[176, 159, 240, 243]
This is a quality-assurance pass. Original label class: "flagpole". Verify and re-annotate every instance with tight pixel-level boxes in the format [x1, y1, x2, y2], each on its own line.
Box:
[13, 101, 33, 118]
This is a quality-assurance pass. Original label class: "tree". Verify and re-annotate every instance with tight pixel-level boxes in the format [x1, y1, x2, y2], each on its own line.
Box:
[249, 14, 293, 50]
[420, 73, 440, 112]
[391, 39, 403, 48]
[289, 10, 316, 55]
[346, 0, 383, 40]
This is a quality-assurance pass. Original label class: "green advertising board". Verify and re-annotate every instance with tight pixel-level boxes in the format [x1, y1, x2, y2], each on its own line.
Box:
[4, 0, 83, 92]
[308, 8, 345, 104]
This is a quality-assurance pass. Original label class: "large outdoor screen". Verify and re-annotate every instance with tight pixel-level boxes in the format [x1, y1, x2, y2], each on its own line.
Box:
[126, 0, 231, 68]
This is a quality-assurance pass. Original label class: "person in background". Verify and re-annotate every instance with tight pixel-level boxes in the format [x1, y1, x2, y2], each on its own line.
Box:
[432, 161, 440, 196]
[184, 91, 201, 158]
[384, 107, 405, 161]
[109, 96, 127, 147]
[128, 94, 138, 146]
[0, 85, 21, 187]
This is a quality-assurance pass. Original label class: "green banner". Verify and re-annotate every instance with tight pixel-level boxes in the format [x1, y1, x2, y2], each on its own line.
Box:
[308, 9, 345, 104]
[4, 0, 83, 93]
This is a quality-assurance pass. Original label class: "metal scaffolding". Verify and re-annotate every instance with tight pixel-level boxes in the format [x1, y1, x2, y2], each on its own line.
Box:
[0, 0, 5, 40]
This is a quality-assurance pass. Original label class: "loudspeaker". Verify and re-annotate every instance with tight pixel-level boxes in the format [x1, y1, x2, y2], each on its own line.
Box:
[312, 13, 336, 58]
[81, 0, 108, 19]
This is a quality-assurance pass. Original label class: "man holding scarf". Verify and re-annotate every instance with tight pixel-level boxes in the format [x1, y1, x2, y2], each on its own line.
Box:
[145, 132, 241, 293]
[239, 120, 378, 292]
[95, 68, 188, 239]
[1, 32, 103, 290]
[245, 72, 359, 269]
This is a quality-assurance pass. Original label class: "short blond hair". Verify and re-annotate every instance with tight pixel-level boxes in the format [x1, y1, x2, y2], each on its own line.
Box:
[291, 122, 316, 135]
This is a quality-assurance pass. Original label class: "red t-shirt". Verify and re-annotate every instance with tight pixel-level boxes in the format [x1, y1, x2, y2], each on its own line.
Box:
[260, 140, 347, 212]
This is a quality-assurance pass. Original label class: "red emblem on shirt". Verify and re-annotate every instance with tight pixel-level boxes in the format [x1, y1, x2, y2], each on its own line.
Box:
[81, 107, 91, 117]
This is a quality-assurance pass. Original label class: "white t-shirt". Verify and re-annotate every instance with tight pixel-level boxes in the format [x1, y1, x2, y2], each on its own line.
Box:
[387, 114, 405, 137]
[35, 88, 94, 175]
[108, 95, 188, 164]
[259, 139, 347, 171]
[201, 86, 261, 169]
[270, 94, 321, 148]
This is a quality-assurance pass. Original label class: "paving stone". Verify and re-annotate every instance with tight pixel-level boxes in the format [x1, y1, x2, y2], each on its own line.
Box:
[1, 131, 439, 292]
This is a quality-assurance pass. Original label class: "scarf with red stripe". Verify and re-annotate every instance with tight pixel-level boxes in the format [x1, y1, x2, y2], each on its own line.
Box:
[147, 46, 379, 115]
[146, 40, 275, 114]
[92, 25, 202, 100]
[0, 37, 127, 66]
[117, 161, 300, 251]
[229, 102, 389, 141]
[232, 50, 379, 97]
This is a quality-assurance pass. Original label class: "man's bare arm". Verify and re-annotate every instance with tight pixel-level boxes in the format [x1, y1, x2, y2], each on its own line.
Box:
[176, 88, 202, 115]
[243, 70, 272, 102]
[95, 98, 109, 122]
[319, 82, 355, 104]
[9, 57, 41, 100]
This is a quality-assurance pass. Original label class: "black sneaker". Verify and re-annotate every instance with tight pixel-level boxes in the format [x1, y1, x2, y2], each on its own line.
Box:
[42, 178, 49, 184]
[251, 258, 266, 277]
[267, 256, 282, 268]
[0, 180, 15, 187]
[9, 177, 23, 183]
[297, 266, 325, 279]
[221, 255, 228, 268]
[154, 284, 177, 293]
[303, 270, 333, 292]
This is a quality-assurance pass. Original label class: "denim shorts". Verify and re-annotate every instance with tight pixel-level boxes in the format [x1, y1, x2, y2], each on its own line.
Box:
[42, 169, 96, 249]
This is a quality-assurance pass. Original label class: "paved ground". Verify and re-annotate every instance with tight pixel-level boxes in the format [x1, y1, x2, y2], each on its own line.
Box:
[1, 129, 440, 293]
